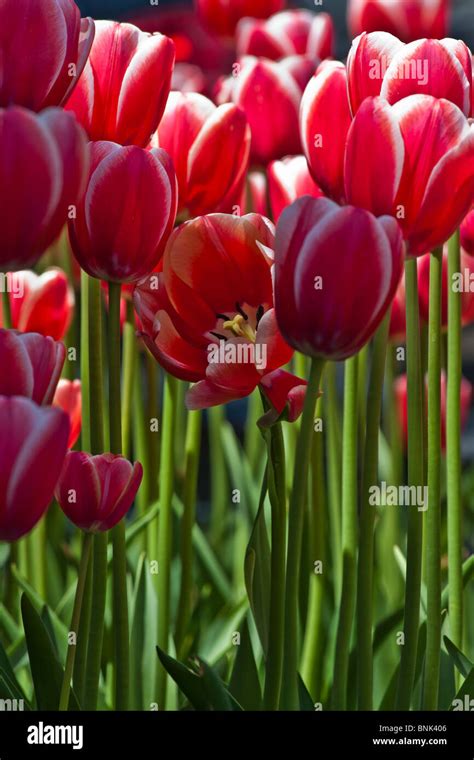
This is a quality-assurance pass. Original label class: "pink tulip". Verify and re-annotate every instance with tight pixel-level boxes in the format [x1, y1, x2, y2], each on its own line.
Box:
[65, 21, 175, 147]
[0, 396, 69, 541]
[53, 379, 82, 449]
[0, 0, 94, 111]
[461, 206, 474, 256]
[0, 329, 65, 404]
[153, 92, 250, 217]
[1, 269, 74, 341]
[347, 0, 449, 44]
[268, 155, 323, 221]
[274, 197, 404, 360]
[196, 0, 286, 38]
[236, 10, 333, 61]
[55, 452, 143, 532]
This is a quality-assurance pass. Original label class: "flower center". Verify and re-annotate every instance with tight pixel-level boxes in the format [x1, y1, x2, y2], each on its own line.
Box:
[222, 313, 256, 343]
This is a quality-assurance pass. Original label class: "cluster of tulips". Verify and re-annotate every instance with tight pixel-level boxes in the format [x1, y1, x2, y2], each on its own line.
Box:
[0, 0, 474, 714]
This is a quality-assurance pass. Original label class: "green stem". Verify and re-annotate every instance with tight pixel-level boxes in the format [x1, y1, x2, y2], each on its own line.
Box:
[59, 532, 93, 711]
[80, 271, 91, 452]
[396, 257, 425, 710]
[209, 405, 228, 548]
[175, 409, 202, 658]
[146, 353, 160, 558]
[325, 363, 342, 604]
[88, 278, 105, 453]
[72, 550, 92, 703]
[121, 301, 136, 458]
[356, 313, 390, 710]
[447, 230, 463, 684]
[83, 532, 107, 710]
[2, 288, 12, 329]
[332, 354, 359, 710]
[281, 357, 325, 710]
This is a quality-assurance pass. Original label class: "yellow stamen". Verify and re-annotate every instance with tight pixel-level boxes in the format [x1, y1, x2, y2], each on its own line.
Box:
[222, 313, 256, 343]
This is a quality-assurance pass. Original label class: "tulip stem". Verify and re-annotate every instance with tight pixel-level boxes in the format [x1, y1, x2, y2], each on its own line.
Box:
[423, 246, 443, 710]
[2, 288, 12, 330]
[447, 230, 463, 688]
[121, 301, 136, 458]
[175, 408, 202, 658]
[83, 532, 107, 710]
[80, 272, 91, 452]
[209, 405, 228, 547]
[332, 354, 359, 710]
[108, 281, 129, 711]
[59, 531, 93, 711]
[281, 357, 325, 710]
[325, 363, 342, 605]
[356, 312, 390, 710]
[156, 373, 178, 708]
[88, 277, 105, 453]
[396, 257, 424, 710]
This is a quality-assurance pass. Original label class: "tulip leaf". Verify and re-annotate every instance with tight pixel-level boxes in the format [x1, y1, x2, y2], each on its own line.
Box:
[130, 553, 157, 710]
[228, 618, 262, 710]
[198, 596, 248, 666]
[12, 566, 69, 659]
[21, 594, 80, 711]
[449, 665, 474, 710]
[298, 675, 315, 712]
[244, 477, 271, 655]
[379, 620, 427, 710]
[443, 635, 473, 678]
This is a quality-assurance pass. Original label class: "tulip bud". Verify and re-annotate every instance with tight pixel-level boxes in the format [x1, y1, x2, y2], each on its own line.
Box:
[68, 141, 178, 283]
[347, 0, 449, 44]
[55, 452, 143, 532]
[274, 197, 404, 360]
[0, 0, 94, 111]
[154, 93, 250, 217]
[53, 379, 82, 449]
[268, 155, 323, 222]
[65, 21, 175, 147]
[236, 10, 334, 61]
[0, 396, 69, 541]
[0, 329, 65, 404]
[196, 0, 285, 38]
[1, 269, 74, 341]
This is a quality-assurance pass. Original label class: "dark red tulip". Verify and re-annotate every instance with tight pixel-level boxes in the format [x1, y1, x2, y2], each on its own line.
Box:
[55, 452, 143, 532]
[347, 32, 472, 116]
[267, 155, 323, 222]
[0, 0, 94, 111]
[0, 107, 89, 272]
[418, 246, 474, 328]
[461, 206, 474, 256]
[53, 379, 82, 449]
[154, 92, 250, 217]
[68, 141, 177, 283]
[236, 10, 334, 61]
[274, 197, 404, 360]
[0, 396, 69, 541]
[196, 0, 285, 38]
[347, 0, 449, 44]
[0, 329, 65, 405]
[134, 213, 304, 418]
[0, 269, 74, 341]
[65, 21, 175, 147]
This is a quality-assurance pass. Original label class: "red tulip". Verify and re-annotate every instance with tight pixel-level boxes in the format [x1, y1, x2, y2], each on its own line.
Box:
[236, 10, 333, 61]
[268, 155, 323, 222]
[244, 172, 269, 216]
[134, 213, 304, 418]
[172, 63, 207, 94]
[53, 379, 82, 449]
[196, 0, 285, 38]
[347, 32, 472, 116]
[0, 269, 74, 341]
[0, 329, 65, 404]
[0, 0, 94, 111]
[418, 246, 474, 328]
[395, 371, 472, 452]
[68, 141, 177, 283]
[153, 92, 250, 217]
[55, 452, 143, 532]
[274, 197, 404, 360]
[389, 276, 406, 342]
[65, 21, 175, 147]
[0, 396, 69, 541]
[461, 206, 474, 256]
[0, 107, 89, 272]
[347, 0, 449, 44]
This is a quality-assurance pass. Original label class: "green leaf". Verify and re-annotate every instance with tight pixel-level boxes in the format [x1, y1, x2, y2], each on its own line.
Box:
[244, 478, 271, 655]
[450, 666, 474, 710]
[199, 596, 248, 666]
[228, 618, 262, 710]
[0, 637, 29, 708]
[379, 621, 427, 710]
[21, 594, 80, 711]
[130, 554, 157, 710]
[443, 635, 473, 678]
[298, 675, 315, 712]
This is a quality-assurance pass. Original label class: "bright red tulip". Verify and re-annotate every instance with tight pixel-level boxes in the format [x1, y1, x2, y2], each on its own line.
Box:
[0, 269, 74, 341]
[236, 10, 333, 61]
[0, 396, 69, 541]
[267, 155, 323, 222]
[55, 452, 143, 532]
[0, 107, 89, 272]
[53, 379, 81, 449]
[134, 213, 305, 418]
[65, 21, 175, 147]
[395, 371, 472, 452]
[0, 0, 94, 111]
[196, 0, 285, 38]
[274, 197, 404, 360]
[347, 32, 472, 116]
[219, 56, 309, 165]
[418, 246, 474, 328]
[0, 329, 65, 405]
[347, 0, 449, 44]
[68, 141, 177, 283]
[461, 206, 474, 256]
[153, 92, 250, 217]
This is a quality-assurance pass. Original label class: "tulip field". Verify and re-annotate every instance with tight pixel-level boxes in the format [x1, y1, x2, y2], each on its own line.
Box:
[2, 0, 474, 737]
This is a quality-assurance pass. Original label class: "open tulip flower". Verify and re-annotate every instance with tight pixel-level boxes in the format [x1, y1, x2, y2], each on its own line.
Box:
[267, 155, 324, 221]
[0, 0, 94, 111]
[53, 379, 82, 449]
[0, 329, 65, 405]
[347, 0, 449, 43]
[236, 9, 334, 61]
[153, 92, 251, 217]
[68, 141, 177, 283]
[0, 396, 69, 541]
[65, 20, 175, 147]
[196, 0, 286, 38]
